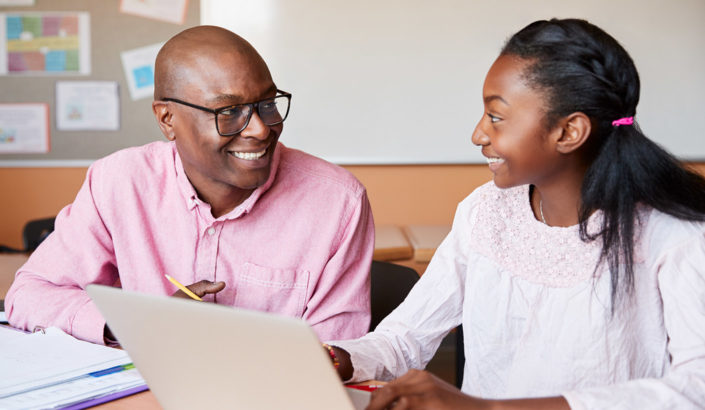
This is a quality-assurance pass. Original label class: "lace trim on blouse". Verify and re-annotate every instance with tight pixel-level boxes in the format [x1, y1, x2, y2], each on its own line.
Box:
[468, 184, 605, 288]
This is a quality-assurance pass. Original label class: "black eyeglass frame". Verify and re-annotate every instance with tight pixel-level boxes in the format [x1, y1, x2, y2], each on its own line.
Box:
[162, 89, 292, 136]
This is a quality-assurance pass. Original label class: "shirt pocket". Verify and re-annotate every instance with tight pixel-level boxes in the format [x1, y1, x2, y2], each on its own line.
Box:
[233, 262, 310, 318]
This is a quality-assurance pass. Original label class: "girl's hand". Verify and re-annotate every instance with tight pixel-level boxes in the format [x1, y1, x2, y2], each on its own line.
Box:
[171, 280, 225, 299]
[367, 370, 571, 410]
[366, 369, 489, 410]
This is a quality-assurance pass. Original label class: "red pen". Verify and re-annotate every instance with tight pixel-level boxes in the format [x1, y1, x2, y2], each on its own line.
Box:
[346, 384, 384, 392]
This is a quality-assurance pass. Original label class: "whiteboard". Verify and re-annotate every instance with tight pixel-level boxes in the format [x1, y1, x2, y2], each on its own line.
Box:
[203, 0, 705, 164]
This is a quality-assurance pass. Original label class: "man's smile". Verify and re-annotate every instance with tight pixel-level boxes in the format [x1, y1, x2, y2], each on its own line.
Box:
[229, 148, 267, 160]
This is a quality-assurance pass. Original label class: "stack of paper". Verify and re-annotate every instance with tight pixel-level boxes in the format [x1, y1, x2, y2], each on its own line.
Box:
[0, 326, 147, 409]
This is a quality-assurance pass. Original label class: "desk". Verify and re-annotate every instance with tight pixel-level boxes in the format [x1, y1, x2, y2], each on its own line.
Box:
[0, 253, 28, 298]
[374, 224, 450, 276]
[93, 390, 160, 409]
[402, 225, 451, 263]
[93, 381, 385, 409]
[374, 225, 413, 261]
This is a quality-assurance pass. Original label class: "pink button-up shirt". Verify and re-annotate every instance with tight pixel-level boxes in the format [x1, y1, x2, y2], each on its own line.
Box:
[6, 141, 373, 344]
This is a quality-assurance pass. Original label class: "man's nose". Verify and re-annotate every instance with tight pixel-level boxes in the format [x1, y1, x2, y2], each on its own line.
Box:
[240, 110, 269, 140]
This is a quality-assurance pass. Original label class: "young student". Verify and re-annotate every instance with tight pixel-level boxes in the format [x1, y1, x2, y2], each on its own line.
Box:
[327, 18, 705, 409]
[6, 26, 374, 345]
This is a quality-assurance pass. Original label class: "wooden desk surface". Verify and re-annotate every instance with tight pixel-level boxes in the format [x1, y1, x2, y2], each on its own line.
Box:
[94, 390, 161, 409]
[374, 225, 413, 261]
[0, 253, 28, 298]
[374, 224, 448, 273]
[402, 225, 450, 263]
[93, 381, 385, 409]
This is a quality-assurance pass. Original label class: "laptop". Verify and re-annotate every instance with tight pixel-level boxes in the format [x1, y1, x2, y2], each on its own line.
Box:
[86, 285, 371, 410]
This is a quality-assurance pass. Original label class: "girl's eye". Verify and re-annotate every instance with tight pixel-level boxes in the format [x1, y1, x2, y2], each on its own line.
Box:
[487, 113, 501, 123]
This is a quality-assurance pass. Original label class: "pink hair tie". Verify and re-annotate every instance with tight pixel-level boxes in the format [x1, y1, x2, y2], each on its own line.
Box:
[612, 117, 634, 127]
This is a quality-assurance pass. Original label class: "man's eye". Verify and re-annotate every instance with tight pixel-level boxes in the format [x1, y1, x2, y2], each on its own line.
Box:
[220, 107, 243, 117]
[260, 102, 276, 112]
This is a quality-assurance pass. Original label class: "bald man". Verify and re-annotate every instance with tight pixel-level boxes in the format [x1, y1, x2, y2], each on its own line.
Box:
[6, 26, 374, 344]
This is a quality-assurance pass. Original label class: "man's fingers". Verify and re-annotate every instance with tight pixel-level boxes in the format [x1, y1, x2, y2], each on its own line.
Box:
[187, 280, 226, 296]
[170, 280, 227, 299]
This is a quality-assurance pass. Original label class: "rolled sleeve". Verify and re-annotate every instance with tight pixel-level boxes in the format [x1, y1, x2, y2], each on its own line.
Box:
[6, 162, 118, 345]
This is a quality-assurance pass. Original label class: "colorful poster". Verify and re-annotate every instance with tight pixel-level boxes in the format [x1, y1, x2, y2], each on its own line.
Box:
[0, 12, 90, 75]
[120, 0, 189, 24]
[120, 42, 162, 101]
[56, 81, 120, 131]
[0, 103, 49, 153]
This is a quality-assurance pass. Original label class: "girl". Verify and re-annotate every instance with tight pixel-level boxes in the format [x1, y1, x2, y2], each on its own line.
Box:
[329, 19, 705, 409]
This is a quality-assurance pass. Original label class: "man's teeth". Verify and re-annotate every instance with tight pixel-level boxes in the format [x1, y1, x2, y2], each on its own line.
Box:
[487, 157, 504, 164]
[232, 149, 266, 160]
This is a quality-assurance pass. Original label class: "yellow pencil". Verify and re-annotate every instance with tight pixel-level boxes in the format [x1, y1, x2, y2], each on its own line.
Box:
[164, 274, 203, 301]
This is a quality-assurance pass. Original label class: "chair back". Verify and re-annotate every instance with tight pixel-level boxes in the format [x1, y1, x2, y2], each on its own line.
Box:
[22, 217, 55, 252]
[369, 260, 419, 331]
[1, 217, 53, 253]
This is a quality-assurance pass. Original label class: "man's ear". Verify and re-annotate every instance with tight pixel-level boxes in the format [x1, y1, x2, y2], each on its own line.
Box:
[554, 112, 591, 154]
[152, 101, 176, 141]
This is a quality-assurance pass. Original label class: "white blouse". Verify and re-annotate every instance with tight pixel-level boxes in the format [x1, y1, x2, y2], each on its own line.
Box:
[332, 182, 705, 409]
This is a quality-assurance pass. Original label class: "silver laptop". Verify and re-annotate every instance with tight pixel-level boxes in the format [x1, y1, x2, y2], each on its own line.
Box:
[86, 285, 371, 410]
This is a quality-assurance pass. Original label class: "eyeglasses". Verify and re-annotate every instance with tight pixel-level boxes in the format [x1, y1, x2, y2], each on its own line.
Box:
[162, 89, 291, 136]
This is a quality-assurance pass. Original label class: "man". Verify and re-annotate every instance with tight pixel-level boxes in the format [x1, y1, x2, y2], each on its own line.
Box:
[6, 26, 374, 344]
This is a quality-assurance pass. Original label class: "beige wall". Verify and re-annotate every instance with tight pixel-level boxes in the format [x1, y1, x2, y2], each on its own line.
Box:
[1, 163, 704, 249]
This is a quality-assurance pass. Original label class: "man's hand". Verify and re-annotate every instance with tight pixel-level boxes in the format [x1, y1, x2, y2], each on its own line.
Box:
[103, 324, 119, 346]
[366, 369, 487, 410]
[171, 280, 226, 300]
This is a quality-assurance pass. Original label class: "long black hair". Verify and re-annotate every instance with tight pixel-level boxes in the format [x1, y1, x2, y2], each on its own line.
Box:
[502, 19, 705, 305]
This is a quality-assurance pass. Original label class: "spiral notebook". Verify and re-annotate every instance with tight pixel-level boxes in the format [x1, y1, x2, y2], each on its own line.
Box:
[86, 285, 371, 410]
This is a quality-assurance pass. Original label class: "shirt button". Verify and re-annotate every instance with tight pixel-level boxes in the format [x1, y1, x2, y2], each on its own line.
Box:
[207, 227, 216, 236]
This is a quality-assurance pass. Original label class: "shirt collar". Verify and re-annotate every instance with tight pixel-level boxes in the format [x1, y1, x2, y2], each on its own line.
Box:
[172, 141, 283, 219]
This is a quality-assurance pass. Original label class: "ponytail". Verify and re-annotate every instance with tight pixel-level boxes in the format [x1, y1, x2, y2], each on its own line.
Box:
[580, 123, 705, 302]
[503, 18, 705, 306]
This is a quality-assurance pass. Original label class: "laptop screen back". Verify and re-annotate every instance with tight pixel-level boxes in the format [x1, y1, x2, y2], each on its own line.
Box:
[87, 285, 365, 410]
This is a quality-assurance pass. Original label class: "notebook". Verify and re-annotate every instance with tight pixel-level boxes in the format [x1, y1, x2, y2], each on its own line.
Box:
[0, 325, 147, 409]
[86, 285, 371, 410]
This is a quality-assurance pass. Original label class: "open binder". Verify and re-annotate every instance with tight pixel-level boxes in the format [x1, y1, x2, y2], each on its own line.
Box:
[0, 326, 147, 409]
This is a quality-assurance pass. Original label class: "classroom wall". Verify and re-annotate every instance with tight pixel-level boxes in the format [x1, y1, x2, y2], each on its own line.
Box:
[204, 0, 705, 164]
[2, 163, 705, 249]
[1, 1, 704, 248]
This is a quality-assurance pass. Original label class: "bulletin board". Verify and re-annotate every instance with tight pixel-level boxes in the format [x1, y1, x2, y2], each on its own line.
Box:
[0, 0, 200, 165]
